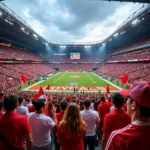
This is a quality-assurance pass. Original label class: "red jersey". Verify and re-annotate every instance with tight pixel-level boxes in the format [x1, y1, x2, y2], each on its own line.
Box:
[0, 112, 31, 150]
[105, 122, 150, 150]
[56, 111, 65, 126]
[102, 107, 131, 136]
[0, 112, 3, 118]
[45, 106, 53, 117]
[56, 123, 86, 150]
[28, 105, 35, 113]
[98, 102, 110, 121]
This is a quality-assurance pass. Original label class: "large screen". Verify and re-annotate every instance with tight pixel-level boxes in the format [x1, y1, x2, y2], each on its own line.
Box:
[70, 53, 80, 59]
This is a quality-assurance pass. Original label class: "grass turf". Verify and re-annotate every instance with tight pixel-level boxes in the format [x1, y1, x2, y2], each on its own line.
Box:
[37, 72, 111, 87]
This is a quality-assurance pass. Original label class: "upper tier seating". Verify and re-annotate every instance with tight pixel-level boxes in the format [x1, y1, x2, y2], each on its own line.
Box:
[98, 63, 150, 83]
[0, 46, 43, 61]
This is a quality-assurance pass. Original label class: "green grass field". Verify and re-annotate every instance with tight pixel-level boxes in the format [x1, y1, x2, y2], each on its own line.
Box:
[37, 72, 111, 87]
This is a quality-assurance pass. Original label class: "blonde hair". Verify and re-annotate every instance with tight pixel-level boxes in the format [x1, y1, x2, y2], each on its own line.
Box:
[60, 103, 84, 136]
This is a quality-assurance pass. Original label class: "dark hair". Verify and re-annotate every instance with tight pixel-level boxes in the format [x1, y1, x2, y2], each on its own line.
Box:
[112, 93, 124, 108]
[34, 99, 45, 111]
[130, 98, 150, 117]
[84, 99, 91, 108]
[101, 96, 105, 102]
[18, 97, 24, 104]
[60, 100, 68, 111]
[0, 100, 3, 109]
[4, 95, 18, 111]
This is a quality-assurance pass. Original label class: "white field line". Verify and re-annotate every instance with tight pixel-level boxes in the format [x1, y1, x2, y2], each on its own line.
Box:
[25, 89, 120, 93]
[23, 72, 61, 91]
[92, 73, 122, 90]
[83, 72, 94, 82]
[53, 72, 67, 83]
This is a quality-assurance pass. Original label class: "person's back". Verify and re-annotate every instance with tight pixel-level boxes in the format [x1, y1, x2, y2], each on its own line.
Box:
[57, 103, 86, 150]
[80, 99, 100, 150]
[105, 82, 150, 150]
[16, 97, 29, 117]
[103, 107, 130, 134]
[0, 95, 32, 150]
[0, 112, 31, 149]
[106, 122, 150, 150]
[81, 109, 99, 136]
[98, 99, 109, 121]
[28, 99, 56, 149]
[102, 93, 131, 143]
[29, 112, 54, 146]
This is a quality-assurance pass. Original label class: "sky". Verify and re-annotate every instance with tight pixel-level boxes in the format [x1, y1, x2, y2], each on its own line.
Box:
[4, 0, 143, 43]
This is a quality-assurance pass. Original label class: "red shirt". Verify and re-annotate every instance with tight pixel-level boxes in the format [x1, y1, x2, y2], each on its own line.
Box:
[98, 102, 110, 121]
[102, 108, 131, 136]
[28, 105, 35, 113]
[56, 111, 65, 126]
[45, 106, 53, 117]
[0, 112, 31, 150]
[105, 122, 150, 150]
[56, 123, 86, 150]
[0, 112, 3, 118]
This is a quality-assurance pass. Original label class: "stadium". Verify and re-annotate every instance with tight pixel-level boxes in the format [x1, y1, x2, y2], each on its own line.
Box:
[0, 0, 150, 150]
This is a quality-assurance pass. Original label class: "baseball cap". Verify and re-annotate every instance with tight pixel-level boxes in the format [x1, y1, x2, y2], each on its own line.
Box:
[120, 81, 150, 108]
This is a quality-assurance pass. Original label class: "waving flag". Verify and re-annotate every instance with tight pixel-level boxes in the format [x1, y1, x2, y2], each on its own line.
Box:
[120, 74, 128, 84]
[106, 85, 110, 99]
[21, 74, 27, 84]
[45, 85, 51, 90]
[32, 87, 47, 100]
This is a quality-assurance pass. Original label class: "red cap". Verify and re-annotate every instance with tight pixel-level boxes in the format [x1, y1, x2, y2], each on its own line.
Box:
[120, 81, 150, 108]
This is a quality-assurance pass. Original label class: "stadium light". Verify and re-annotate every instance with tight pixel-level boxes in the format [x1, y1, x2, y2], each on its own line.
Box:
[109, 39, 112, 42]
[102, 43, 106, 45]
[0, 12, 2, 16]
[132, 19, 139, 26]
[120, 31, 126, 35]
[84, 45, 91, 48]
[5, 19, 13, 25]
[21, 27, 25, 31]
[114, 33, 118, 37]
[60, 45, 66, 48]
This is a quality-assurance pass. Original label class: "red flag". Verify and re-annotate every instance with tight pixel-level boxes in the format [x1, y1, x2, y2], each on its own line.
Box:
[21, 74, 27, 84]
[45, 85, 51, 90]
[106, 85, 110, 99]
[32, 87, 47, 100]
[120, 74, 128, 84]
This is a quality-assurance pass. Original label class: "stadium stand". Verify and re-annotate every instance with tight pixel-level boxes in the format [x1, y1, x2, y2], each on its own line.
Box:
[0, 64, 55, 90]
[0, 46, 43, 61]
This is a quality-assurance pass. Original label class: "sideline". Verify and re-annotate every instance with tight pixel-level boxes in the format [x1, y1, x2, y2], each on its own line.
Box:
[23, 72, 61, 91]
[92, 73, 123, 90]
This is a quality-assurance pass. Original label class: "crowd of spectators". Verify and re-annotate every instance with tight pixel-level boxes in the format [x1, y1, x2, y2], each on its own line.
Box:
[110, 49, 150, 61]
[0, 46, 43, 61]
[98, 63, 150, 83]
[0, 64, 55, 91]
[0, 81, 150, 150]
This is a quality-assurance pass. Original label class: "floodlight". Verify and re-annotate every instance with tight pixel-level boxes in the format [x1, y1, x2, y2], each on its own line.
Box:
[114, 33, 118, 37]
[84, 45, 91, 48]
[59, 45, 66, 48]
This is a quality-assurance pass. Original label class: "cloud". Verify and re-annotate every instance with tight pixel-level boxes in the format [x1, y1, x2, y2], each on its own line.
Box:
[4, 0, 142, 42]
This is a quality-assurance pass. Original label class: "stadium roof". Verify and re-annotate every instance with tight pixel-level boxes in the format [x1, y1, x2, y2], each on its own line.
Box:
[101, 0, 150, 3]
[0, 2, 149, 54]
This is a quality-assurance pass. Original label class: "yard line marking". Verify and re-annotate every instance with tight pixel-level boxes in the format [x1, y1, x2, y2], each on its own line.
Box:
[92, 73, 122, 90]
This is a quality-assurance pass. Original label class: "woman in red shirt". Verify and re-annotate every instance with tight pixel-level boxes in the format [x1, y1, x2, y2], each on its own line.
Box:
[57, 103, 86, 150]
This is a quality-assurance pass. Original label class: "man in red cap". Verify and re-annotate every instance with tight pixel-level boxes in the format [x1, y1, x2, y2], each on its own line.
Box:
[105, 81, 150, 150]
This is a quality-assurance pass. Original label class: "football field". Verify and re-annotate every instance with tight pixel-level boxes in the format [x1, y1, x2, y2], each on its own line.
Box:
[25, 72, 122, 92]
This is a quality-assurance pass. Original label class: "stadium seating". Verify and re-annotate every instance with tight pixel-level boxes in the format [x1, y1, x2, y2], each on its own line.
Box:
[0, 46, 43, 61]
[110, 49, 150, 61]
[98, 63, 150, 83]
[0, 64, 55, 90]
